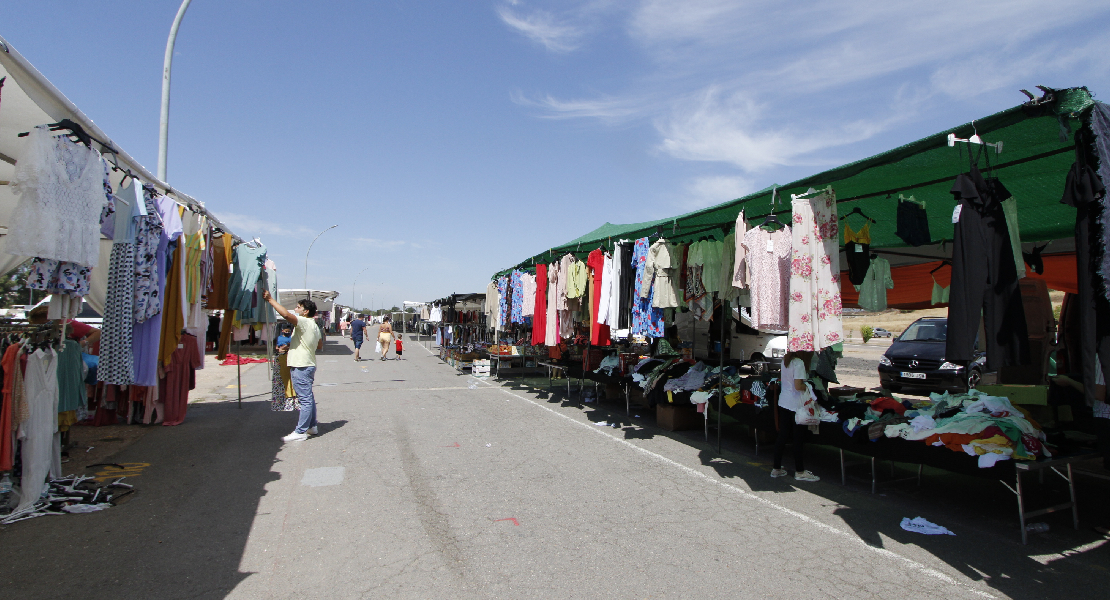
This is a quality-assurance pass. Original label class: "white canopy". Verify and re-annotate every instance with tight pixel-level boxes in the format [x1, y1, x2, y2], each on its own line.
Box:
[0, 35, 240, 314]
[278, 289, 340, 312]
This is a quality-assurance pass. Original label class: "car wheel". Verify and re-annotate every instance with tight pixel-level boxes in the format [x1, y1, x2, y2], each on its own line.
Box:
[967, 368, 982, 390]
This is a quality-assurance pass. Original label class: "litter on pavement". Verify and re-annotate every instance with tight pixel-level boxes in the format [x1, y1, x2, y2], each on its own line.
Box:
[900, 516, 955, 536]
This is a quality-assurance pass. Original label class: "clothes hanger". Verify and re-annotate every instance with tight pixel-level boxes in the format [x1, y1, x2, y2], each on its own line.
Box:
[929, 260, 951, 275]
[839, 206, 876, 223]
[947, 120, 1003, 154]
[898, 193, 924, 208]
[795, 185, 831, 198]
[761, 186, 784, 230]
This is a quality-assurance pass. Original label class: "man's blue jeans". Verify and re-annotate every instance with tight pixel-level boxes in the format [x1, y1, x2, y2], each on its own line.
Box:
[290, 366, 317, 433]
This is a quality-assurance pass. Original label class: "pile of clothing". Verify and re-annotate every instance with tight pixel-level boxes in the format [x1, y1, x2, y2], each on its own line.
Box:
[837, 390, 1048, 468]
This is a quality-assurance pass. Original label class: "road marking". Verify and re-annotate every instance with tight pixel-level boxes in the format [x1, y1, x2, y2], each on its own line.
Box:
[494, 517, 520, 526]
[443, 442, 461, 448]
[489, 384, 995, 599]
[93, 462, 151, 482]
[301, 466, 345, 487]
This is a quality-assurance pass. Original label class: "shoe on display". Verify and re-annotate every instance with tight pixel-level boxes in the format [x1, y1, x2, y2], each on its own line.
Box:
[794, 470, 820, 482]
[307, 426, 318, 435]
[770, 468, 788, 478]
[283, 431, 309, 442]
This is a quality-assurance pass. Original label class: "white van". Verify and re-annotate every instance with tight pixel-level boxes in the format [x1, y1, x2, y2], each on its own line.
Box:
[730, 306, 787, 362]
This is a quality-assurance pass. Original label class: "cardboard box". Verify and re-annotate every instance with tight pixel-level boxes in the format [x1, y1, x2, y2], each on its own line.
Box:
[976, 384, 1049, 406]
[656, 403, 701, 431]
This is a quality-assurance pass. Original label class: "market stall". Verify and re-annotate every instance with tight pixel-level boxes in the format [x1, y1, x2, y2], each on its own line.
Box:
[0, 35, 282, 522]
[486, 86, 1110, 542]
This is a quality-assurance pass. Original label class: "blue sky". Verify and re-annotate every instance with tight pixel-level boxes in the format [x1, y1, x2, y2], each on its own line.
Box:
[5, 1, 1110, 310]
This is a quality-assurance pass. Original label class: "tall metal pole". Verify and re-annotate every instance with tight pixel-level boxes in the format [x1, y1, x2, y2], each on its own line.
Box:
[351, 266, 370, 314]
[304, 224, 338, 288]
[158, 0, 194, 182]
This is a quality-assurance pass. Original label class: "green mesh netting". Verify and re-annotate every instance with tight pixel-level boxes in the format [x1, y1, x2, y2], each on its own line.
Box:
[495, 88, 1093, 278]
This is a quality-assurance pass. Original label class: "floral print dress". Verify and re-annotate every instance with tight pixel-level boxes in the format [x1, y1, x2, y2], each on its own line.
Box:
[510, 270, 525, 324]
[788, 189, 843, 351]
[497, 276, 509, 327]
[630, 237, 664, 338]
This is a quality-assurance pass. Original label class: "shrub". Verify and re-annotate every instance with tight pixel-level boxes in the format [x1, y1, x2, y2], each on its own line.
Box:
[860, 325, 874, 344]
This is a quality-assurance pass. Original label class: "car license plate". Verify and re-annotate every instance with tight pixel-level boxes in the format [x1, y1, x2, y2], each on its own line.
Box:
[900, 372, 926, 379]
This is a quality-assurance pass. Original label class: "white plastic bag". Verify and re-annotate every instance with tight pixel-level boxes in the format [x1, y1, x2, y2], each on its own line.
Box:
[794, 383, 820, 426]
[375, 340, 382, 355]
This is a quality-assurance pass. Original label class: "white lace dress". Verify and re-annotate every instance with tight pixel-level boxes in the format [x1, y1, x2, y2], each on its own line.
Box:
[8, 127, 107, 267]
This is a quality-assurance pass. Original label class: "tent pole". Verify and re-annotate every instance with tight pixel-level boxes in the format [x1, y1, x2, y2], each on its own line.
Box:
[718, 299, 726, 454]
[237, 340, 242, 409]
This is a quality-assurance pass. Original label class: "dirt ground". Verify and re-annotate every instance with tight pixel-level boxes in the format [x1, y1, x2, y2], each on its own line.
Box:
[842, 291, 1065, 341]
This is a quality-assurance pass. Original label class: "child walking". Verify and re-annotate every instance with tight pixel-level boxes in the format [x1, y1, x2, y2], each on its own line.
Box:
[394, 336, 403, 360]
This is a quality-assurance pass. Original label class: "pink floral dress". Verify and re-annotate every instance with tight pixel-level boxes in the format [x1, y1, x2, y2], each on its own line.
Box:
[788, 189, 843, 351]
[741, 225, 792, 331]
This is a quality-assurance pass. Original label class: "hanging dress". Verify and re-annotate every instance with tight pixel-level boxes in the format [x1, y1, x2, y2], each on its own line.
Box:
[14, 349, 60, 515]
[788, 189, 844, 351]
[742, 225, 792, 331]
[98, 180, 141, 385]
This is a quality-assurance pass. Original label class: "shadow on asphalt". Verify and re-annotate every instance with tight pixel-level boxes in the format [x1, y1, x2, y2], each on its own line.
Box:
[0, 397, 286, 597]
[317, 419, 349, 436]
[493, 372, 1110, 600]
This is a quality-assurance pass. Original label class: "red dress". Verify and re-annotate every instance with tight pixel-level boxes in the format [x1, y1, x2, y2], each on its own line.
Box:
[160, 333, 202, 426]
[531, 263, 548, 346]
[0, 344, 19, 471]
[586, 249, 611, 346]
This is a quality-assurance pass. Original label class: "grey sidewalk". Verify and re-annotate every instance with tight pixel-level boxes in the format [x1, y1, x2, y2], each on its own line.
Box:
[0, 335, 1106, 599]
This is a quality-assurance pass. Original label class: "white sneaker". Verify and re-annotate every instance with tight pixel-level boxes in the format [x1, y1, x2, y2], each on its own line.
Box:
[794, 470, 820, 482]
[307, 426, 318, 435]
[283, 431, 309, 442]
[770, 468, 788, 478]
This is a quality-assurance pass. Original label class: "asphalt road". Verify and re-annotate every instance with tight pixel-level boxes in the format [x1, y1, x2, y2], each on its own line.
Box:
[1, 335, 1107, 599]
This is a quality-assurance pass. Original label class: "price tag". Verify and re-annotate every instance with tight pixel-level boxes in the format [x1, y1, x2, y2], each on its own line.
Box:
[766, 239, 774, 253]
[177, 344, 183, 349]
[952, 204, 962, 224]
[229, 263, 234, 274]
[855, 244, 863, 253]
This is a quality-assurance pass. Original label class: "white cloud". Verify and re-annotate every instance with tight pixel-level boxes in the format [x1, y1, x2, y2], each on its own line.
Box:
[512, 0, 1110, 170]
[353, 237, 421, 250]
[510, 89, 651, 121]
[214, 213, 315, 237]
[681, 175, 757, 210]
[497, 5, 584, 52]
[655, 86, 893, 172]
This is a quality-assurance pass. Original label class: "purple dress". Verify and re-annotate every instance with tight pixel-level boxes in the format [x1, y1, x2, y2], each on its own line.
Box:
[131, 193, 183, 386]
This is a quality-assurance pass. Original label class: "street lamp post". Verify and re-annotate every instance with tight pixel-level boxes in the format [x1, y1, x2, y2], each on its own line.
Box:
[352, 266, 371, 313]
[304, 224, 338, 289]
[158, 0, 194, 182]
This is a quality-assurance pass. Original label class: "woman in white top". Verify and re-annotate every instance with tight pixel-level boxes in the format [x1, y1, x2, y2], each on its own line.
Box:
[771, 350, 820, 482]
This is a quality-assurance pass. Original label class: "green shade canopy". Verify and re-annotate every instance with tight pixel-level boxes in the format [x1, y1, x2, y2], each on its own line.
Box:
[495, 87, 1094, 278]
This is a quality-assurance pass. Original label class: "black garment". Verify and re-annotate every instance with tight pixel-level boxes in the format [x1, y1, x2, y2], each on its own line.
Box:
[1060, 129, 1110, 408]
[773, 405, 808, 471]
[206, 315, 221, 344]
[946, 165, 1029, 370]
[617, 242, 635, 330]
[895, 200, 931, 246]
[844, 241, 871, 285]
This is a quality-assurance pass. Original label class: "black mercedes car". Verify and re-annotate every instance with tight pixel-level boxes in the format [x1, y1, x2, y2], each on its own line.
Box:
[877, 317, 985, 394]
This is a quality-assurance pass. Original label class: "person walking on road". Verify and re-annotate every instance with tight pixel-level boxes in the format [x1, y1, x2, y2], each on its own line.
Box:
[377, 316, 394, 361]
[770, 350, 820, 482]
[350, 315, 367, 361]
[263, 290, 322, 442]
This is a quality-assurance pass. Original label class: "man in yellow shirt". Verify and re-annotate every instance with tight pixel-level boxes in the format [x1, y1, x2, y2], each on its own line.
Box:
[263, 290, 322, 442]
